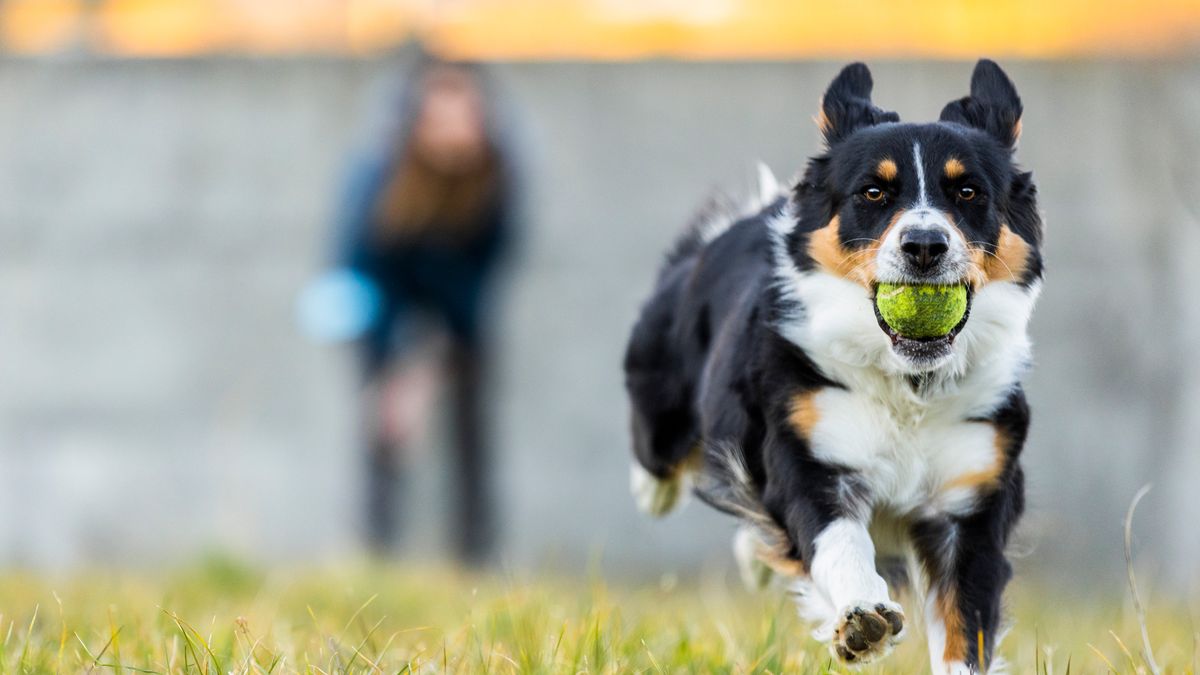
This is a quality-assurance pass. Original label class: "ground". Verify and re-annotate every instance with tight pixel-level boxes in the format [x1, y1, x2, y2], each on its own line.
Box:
[0, 559, 1190, 674]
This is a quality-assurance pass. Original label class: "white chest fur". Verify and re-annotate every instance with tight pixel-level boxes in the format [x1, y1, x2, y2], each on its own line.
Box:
[805, 386, 1002, 517]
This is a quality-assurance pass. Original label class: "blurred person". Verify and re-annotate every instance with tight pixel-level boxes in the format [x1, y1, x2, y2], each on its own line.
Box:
[302, 56, 519, 564]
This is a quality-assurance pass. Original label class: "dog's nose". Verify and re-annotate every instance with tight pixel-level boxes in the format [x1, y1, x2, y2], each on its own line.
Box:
[899, 228, 950, 272]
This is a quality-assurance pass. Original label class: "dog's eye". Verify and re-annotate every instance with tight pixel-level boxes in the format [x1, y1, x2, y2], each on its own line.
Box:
[862, 186, 884, 202]
[957, 186, 978, 201]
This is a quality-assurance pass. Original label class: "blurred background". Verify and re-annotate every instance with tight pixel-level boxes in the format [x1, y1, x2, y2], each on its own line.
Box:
[0, 0, 1198, 595]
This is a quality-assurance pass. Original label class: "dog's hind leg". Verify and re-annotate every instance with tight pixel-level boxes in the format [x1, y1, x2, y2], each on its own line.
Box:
[629, 453, 692, 518]
[627, 403, 701, 517]
[624, 277, 701, 517]
[732, 526, 774, 590]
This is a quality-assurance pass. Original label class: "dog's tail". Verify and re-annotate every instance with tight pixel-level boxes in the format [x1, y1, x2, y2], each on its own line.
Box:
[695, 440, 797, 571]
[663, 162, 787, 270]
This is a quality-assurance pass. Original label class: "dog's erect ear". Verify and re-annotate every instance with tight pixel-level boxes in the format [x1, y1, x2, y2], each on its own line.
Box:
[939, 59, 1024, 149]
[817, 63, 900, 145]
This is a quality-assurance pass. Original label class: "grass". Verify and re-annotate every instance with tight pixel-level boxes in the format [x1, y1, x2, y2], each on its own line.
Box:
[0, 556, 1195, 674]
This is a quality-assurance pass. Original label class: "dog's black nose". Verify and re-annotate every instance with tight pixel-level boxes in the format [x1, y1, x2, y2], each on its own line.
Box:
[900, 228, 950, 271]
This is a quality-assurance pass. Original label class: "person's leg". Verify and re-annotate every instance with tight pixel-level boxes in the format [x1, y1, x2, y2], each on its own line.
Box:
[447, 339, 493, 565]
[359, 296, 423, 555]
[364, 408, 398, 550]
[361, 345, 444, 554]
[359, 311, 401, 553]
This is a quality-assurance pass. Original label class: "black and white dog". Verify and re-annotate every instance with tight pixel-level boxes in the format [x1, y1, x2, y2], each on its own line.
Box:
[624, 60, 1042, 674]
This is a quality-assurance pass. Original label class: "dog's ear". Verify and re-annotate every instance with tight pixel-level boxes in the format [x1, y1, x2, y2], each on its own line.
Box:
[940, 59, 1023, 150]
[817, 62, 899, 145]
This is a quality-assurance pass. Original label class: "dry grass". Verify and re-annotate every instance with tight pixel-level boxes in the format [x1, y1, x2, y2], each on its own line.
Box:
[0, 556, 1194, 674]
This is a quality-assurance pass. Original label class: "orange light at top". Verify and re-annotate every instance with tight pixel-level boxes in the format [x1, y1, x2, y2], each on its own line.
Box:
[2, 0, 86, 53]
[1, 0, 1198, 59]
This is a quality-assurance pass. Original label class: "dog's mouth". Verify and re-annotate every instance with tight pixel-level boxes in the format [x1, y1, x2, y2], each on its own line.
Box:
[871, 284, 974, 363]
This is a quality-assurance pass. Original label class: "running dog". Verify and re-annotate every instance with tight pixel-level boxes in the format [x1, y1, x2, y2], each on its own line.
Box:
[624, 60, 1042, 674]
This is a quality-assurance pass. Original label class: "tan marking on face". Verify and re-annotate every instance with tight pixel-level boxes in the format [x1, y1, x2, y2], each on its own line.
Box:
[938, 587, 969, 663]
[1013, 118, 1023, 144]
[967, 224, 1031, 285]
[942, 425, 1007, 493]
[788, 390, 820, 440]
[944, 157, 966, 179]
[876, 158, 898, 181]
[807, 212, 904, 287]
[807, 216, 867, 284]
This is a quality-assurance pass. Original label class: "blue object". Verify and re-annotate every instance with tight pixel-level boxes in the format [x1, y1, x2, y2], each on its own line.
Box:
[296, 269, 382, 343]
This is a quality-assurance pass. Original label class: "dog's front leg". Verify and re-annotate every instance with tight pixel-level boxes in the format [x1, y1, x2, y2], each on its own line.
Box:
[804, 518, 906, 664]
[912, 468, 1024, 675]
[762, 441, 904, 666]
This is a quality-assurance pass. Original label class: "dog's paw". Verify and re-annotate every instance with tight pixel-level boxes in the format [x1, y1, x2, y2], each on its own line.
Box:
[829, 602, 905, 666]
[629, 463, 685, 517]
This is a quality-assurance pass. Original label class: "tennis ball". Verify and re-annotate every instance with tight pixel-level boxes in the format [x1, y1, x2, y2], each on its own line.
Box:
[874, 283, 968, 339]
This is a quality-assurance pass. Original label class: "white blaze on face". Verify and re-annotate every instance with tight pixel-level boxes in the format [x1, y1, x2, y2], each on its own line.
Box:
[873, 142, 972, 286]
[913, 140, 931, 210]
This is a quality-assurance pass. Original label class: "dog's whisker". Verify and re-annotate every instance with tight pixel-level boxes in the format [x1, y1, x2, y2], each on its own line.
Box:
[845, 258, 883, 284]
[839, 253, 882, 284]
[835, 244, 881, 267]
[836, 247, 881, 266]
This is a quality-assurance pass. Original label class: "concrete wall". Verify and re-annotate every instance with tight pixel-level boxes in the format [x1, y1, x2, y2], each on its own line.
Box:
[0, 56, 1197, 589]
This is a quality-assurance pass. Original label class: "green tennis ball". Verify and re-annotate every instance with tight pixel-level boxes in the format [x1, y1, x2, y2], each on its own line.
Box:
[874, 283, 968, 339]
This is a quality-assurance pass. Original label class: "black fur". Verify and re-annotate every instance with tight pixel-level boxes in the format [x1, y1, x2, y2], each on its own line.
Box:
[819, 63, 901, 145]
[940, 59, 1024, 149]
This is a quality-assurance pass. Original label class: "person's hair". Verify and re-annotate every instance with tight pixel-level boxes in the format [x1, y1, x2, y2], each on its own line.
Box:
[372, 61, 501, 245]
